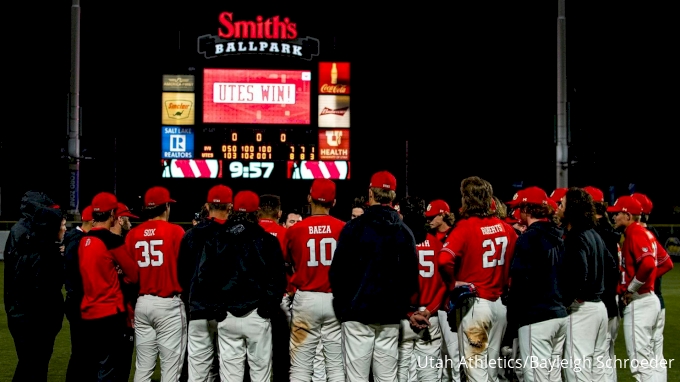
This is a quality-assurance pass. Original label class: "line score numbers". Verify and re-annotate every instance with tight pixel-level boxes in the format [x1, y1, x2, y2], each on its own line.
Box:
[198, 128, 316, 161]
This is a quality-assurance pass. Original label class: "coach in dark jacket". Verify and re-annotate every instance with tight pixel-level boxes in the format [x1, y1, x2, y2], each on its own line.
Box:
[329, 171, 419, 381]
[4, 191, 64, 382]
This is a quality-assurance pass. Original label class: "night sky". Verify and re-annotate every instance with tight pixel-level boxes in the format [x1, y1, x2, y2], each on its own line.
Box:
[0, 2, 677, 222]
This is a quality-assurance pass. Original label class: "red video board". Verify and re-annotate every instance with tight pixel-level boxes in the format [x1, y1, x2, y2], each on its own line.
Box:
[318, 62, 350, 94]
[203, 68, 312, 124]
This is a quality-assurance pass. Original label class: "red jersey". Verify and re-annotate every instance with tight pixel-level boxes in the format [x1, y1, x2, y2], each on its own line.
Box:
[284, 215, 346, 293]
[79, 228, 139, 320]
[439, 217, 517, 300]
[416, 234, 446, 313]
[621, 222, 656, 294]
[259, 218, 294, 293]
[125, 220, 185, 297]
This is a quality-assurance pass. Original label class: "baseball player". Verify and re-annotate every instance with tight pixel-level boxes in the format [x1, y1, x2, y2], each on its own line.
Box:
[124, 186, 187, 381]
[398, 196, 446, 382]
[439, 177, 516, 382]
[285, 179, 346, 382]
[557, 188, 613, 382]
[63, 205, 94, 382]
[425, 198, 460, 382]
[631, 192, 674, 382]
[506, 186, 567, 382]
[178, 184, 233, 382]
[79, 192, 139, 380]
[200, 190, 287, 382]
[329, 170, 420, 382]
[258, 193, 294, 381]
[607, 195, 660, 382]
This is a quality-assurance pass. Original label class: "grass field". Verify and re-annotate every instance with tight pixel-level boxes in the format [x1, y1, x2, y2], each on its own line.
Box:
[0, 261, 678, 381]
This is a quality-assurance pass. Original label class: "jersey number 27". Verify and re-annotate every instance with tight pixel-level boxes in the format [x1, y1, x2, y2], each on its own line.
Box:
[482, 236, 507, 268]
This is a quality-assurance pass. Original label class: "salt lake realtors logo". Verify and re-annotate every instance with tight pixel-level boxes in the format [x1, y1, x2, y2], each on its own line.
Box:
[197, 12, 320, 60]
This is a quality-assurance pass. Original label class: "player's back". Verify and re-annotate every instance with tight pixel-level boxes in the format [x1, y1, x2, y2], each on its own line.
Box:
[259, 218, 288, 252]
[416, 233, 446, 311]
[126, 220, 185, 297]
[286, 215, 345, 292]
[443, 216, 517, 300]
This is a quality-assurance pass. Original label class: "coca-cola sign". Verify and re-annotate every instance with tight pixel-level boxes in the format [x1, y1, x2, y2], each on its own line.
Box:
[197, 11, 320, 61]
[318, 62, 350, 94]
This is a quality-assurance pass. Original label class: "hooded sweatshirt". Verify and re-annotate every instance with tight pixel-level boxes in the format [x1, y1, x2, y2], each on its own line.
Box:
[329, 204, 419, 325]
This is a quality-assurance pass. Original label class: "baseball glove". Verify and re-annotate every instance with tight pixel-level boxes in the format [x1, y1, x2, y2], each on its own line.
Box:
[447, 284, 478, 330]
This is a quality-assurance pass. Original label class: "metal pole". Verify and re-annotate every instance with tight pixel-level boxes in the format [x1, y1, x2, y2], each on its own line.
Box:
[69, 0, 81, 219]
[557, 0, 568, 188]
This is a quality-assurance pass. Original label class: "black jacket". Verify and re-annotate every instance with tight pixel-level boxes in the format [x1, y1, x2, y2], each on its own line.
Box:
[329, 205, 419, 325]
[63, 227, 85, 318]
[177, 218, 225, 320]
[3, 191, 64, 320]
[508, 221, 568, 328]
[198, 217, 287, 319]
[562, 227, 611, 304]
[594, 218, 622, 318]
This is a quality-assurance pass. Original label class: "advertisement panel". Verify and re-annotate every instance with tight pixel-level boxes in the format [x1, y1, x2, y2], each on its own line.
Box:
[318, 62, 350, 94]
[287, 161, 350, 179]
[161, 159, 222, 178]
[203, 68, 311, 124]
[162, 93, 195, 125]
[318, 129, 349, 160]
[318, 95, 350, 128]
[161, 126, 194, 159]
[162, 75, 195, 92]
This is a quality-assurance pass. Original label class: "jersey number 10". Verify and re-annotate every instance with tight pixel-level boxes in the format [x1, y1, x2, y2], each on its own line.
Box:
[306, 238, 337, 267]
[136, 240, 165, 268]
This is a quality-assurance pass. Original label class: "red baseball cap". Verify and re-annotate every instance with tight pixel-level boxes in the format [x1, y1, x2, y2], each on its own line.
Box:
[631, 193, 653, 214]
[145, 186, 176, 207]
[91, 192, 118, 212]
[234, 191, 260, 212]
[81, 205, 94, 221]
[583, 186, 605, 203]
[115, 203, 139, 219]
[607, 195, 643, 215]
[507, 187, 548, 206]
[207, 185, 233, 204]
[549, 188, 568, 203]
[310, 179, 336, 202]
[504, 208, 520, 224]
[369, 171, 397, 191]
[547, 198, 558, 211]
[425, 199, 450, 217]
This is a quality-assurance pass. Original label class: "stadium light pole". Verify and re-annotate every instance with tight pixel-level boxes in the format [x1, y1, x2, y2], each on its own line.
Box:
[68, 0, 81, 219]
[556, 0, 569, 188]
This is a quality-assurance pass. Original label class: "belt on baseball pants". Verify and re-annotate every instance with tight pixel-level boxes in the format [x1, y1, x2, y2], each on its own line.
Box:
[138, 293, 181, 298]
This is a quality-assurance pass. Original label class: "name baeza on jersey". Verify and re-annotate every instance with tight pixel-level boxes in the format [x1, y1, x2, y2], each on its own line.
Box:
[308, 225, 331, 234]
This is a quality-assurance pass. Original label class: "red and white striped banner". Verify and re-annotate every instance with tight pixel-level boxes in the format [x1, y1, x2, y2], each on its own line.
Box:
[287, 161, 350, 179]
[162, 159, 222, 178]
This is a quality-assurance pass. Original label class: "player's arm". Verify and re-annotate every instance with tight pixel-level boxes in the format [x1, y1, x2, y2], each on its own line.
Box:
[111, 245, 139, 284]
[656, 242, 673, 278]
[626, 232, 656, 293]
[259, 235, 288, 313]
[437, 225, 466, 290]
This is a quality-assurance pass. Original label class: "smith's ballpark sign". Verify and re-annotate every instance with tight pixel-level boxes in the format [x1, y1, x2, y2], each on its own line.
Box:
[197, 11, 320, 60]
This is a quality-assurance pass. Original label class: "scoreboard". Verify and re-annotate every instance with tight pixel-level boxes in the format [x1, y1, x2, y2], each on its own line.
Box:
[160, 63, 351, 181]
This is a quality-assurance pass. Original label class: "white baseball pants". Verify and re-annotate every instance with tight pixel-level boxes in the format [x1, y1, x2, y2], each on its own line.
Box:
[605, 316, 619, 382]
[457, 298, 506, 382]
[397, 315, 442, 382]
[563, 300, 610, 382]
[341, 321, 400, 382]
[518, 316, 568, 382]
[623, 292, 660, 382]
[438, 309, 461, 382]
[653, 307, 666, 382]
[312, 341, 327, 382]
[289, 291, 344, 382]
[134, 295, 187, 382]
[217, 309, 272, 382]
[187, 318, 219, 382]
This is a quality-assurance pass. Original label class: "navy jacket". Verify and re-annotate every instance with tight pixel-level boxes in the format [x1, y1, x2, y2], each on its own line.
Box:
[594, 218, 623, 318]
[63, 227, 85, 319]
[329, 205, 419, 325]
[508, 221, 568, 328]
[562, 227, 610, 304]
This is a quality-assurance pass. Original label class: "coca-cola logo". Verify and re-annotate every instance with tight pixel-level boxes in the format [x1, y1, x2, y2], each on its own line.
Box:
[320, 107, 349, 116]
[320, 84, 348, 94]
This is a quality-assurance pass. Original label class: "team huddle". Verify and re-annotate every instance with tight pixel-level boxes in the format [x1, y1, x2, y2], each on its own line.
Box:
[3, 171, 673, 382]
